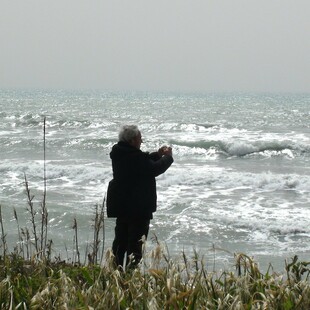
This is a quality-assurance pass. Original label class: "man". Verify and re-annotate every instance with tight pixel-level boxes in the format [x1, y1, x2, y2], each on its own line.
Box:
[107, 125, 173, 268]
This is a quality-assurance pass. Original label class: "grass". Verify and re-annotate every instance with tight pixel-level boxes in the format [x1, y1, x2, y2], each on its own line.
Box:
[1, 237, 310, 309]
[1, 118, 310, 309]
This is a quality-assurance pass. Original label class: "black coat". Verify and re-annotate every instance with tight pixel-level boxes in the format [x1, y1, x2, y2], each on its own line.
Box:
[106, 141, 173, 219]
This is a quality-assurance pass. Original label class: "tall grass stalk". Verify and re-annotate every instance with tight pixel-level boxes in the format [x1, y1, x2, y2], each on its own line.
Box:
[88, 199, 105, 265]
[24, 173, 39, 255]
[21, 227, 31, 260]
[72, 217, 80, 265]
[0, 205, 7, 258]
[13, 208, 24, 259]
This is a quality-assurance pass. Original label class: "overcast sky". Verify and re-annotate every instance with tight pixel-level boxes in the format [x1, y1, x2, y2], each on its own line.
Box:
[1, 1, 309, 92]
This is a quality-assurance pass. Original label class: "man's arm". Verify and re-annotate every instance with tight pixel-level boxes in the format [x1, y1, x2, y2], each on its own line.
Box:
[140, 147, 173, 177]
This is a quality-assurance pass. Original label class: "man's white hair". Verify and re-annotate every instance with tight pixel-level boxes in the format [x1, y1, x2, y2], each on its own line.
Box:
[118, 125, 140, 143]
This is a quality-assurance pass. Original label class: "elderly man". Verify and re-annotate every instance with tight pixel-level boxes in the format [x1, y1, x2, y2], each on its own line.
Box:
[107, 125, 173, 268]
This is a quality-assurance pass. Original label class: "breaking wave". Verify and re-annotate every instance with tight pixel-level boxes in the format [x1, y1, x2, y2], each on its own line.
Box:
[171, 139, 309, 158]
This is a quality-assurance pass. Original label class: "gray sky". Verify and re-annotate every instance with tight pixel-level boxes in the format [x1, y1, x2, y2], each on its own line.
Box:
[1, 1, 309, 92]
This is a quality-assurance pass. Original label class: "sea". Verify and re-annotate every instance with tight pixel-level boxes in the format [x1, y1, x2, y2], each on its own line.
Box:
[0, 89, 309, 272]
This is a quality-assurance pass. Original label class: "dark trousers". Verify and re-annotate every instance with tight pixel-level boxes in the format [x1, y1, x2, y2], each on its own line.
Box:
[112, 217, 150, 268]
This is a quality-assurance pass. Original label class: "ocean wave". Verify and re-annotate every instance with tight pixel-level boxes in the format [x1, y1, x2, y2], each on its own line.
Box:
[224, 141, 296, 157]
[171, 139, 309, 158]
[1, 112, 116, 132]
[158, 166, 310, 197]
[0, 160, 111, 186]
[4, 112, 44, 128]
[141, 122, 219, 133]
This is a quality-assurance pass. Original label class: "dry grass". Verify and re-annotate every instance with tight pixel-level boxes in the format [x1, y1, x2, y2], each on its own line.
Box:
[1, 240, 310, 309]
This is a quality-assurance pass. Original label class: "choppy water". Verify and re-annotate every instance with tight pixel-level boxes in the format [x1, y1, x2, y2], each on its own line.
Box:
[1, 89, 309, 271]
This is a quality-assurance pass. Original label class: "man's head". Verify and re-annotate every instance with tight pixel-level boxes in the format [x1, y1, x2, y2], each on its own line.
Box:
[118, 125, 142, 149]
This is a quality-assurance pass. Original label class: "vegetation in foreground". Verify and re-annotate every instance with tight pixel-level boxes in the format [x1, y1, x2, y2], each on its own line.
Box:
[1, 243, 310, 309]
